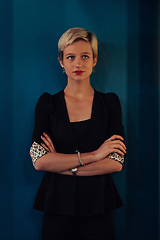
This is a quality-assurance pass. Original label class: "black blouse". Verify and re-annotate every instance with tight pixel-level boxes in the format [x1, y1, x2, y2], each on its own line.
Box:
[31, 89, 125, 216]
[71, 119, 90, 145]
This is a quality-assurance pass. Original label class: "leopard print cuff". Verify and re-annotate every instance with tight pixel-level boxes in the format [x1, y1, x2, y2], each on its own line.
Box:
[108, 152, 124, 165]
[30, 142, 49, 166]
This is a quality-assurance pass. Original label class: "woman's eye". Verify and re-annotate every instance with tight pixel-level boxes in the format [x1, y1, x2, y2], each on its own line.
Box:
[82, 55, 89, 59]
[67, 56, 74, 60]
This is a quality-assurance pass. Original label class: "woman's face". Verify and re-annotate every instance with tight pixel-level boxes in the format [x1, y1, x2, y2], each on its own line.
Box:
[59, 40, 97, 83]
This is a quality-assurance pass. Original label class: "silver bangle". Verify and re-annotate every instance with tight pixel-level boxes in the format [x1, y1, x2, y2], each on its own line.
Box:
[77, 151, 85, 166]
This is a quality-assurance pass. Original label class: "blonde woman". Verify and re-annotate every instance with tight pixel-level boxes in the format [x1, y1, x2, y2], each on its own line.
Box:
[30, 27, 126, 240]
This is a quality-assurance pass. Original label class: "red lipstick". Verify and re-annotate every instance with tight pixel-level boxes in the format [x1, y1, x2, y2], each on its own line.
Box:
[74, 70, 84, 75]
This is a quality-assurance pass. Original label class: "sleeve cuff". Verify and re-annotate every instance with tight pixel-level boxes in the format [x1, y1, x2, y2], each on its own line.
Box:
[30, 142, 49, 166]
[108, 152, 124, 165]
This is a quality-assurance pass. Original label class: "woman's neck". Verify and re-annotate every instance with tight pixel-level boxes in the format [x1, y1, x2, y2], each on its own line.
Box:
[64, 81, 94, 99]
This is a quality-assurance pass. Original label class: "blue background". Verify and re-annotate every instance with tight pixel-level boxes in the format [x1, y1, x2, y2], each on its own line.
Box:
[0, 0, 160, 239]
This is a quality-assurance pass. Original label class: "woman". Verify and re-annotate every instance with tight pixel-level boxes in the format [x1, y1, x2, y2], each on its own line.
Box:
[30, 27, 126, 240]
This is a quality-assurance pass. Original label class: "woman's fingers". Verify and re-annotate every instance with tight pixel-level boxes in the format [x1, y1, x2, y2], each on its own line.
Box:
[109, 135, 126, 148]
[106, 135, 124, 143]
[106, 139, 126, 149]
[111, 141, 126, 154]
[41, 132, 55, 152]
[112, 142, 126, 155]
[105, 135, 127, 155]
[115, 140, 126, 151]
[41, 142, 50, 152]
[43, 132, 54, 146]
[110, 134, 124, 141]
[96, 136, 127, 161]
[111, 149, 125, 156]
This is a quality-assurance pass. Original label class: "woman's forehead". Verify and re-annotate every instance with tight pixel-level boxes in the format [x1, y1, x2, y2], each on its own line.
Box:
[64, 40, 93, 54]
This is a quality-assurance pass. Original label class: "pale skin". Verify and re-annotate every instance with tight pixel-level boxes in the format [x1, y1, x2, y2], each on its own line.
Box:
[34, 40, 127, 175]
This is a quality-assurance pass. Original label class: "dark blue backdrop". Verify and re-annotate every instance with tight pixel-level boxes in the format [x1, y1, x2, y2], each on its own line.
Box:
[0, 0, 159, 239]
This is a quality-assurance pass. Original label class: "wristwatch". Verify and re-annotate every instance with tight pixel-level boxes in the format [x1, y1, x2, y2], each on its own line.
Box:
[71, 168, 77, 176]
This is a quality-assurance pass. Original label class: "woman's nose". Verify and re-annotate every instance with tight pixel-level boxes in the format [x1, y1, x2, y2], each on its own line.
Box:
[75, 57, 82, 68]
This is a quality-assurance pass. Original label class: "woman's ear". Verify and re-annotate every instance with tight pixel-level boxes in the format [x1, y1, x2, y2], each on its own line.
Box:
[59, 59, 64, 68]
[93, 57, 97, 67]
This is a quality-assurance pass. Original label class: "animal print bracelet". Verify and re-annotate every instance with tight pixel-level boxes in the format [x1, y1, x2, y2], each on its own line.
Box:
[30, 142, 49, 166]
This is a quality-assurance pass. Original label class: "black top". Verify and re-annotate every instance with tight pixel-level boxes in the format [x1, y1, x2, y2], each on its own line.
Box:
[71, 119, 90, 145]
[31, 89, 125, 216]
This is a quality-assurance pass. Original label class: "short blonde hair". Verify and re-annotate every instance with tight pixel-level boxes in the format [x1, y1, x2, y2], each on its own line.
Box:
[58, 27, 98, 61]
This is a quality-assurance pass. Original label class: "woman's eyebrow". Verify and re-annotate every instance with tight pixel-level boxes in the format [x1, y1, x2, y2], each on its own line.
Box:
[81, 52, 91, 55]
[65, 53, 75, 57]
[65, 52, 91, 57]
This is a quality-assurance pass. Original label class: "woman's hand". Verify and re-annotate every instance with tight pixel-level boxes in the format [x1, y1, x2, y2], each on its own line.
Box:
[41, 132, 56, 153]
[94, 135, 127, 161]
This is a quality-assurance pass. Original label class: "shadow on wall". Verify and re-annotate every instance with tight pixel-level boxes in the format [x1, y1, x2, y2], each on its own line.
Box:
[91, 42, 111, 92]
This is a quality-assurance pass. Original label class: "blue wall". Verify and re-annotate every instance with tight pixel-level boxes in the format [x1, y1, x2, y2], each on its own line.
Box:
[0, 0, 159, 239]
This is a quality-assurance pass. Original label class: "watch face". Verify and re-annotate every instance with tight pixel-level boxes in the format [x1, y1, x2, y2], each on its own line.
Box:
[71, 168, 77, 176]
[72, 168, 77, 172]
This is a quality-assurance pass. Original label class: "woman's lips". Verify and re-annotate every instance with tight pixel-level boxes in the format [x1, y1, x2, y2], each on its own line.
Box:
[74, 70, 84, 75]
